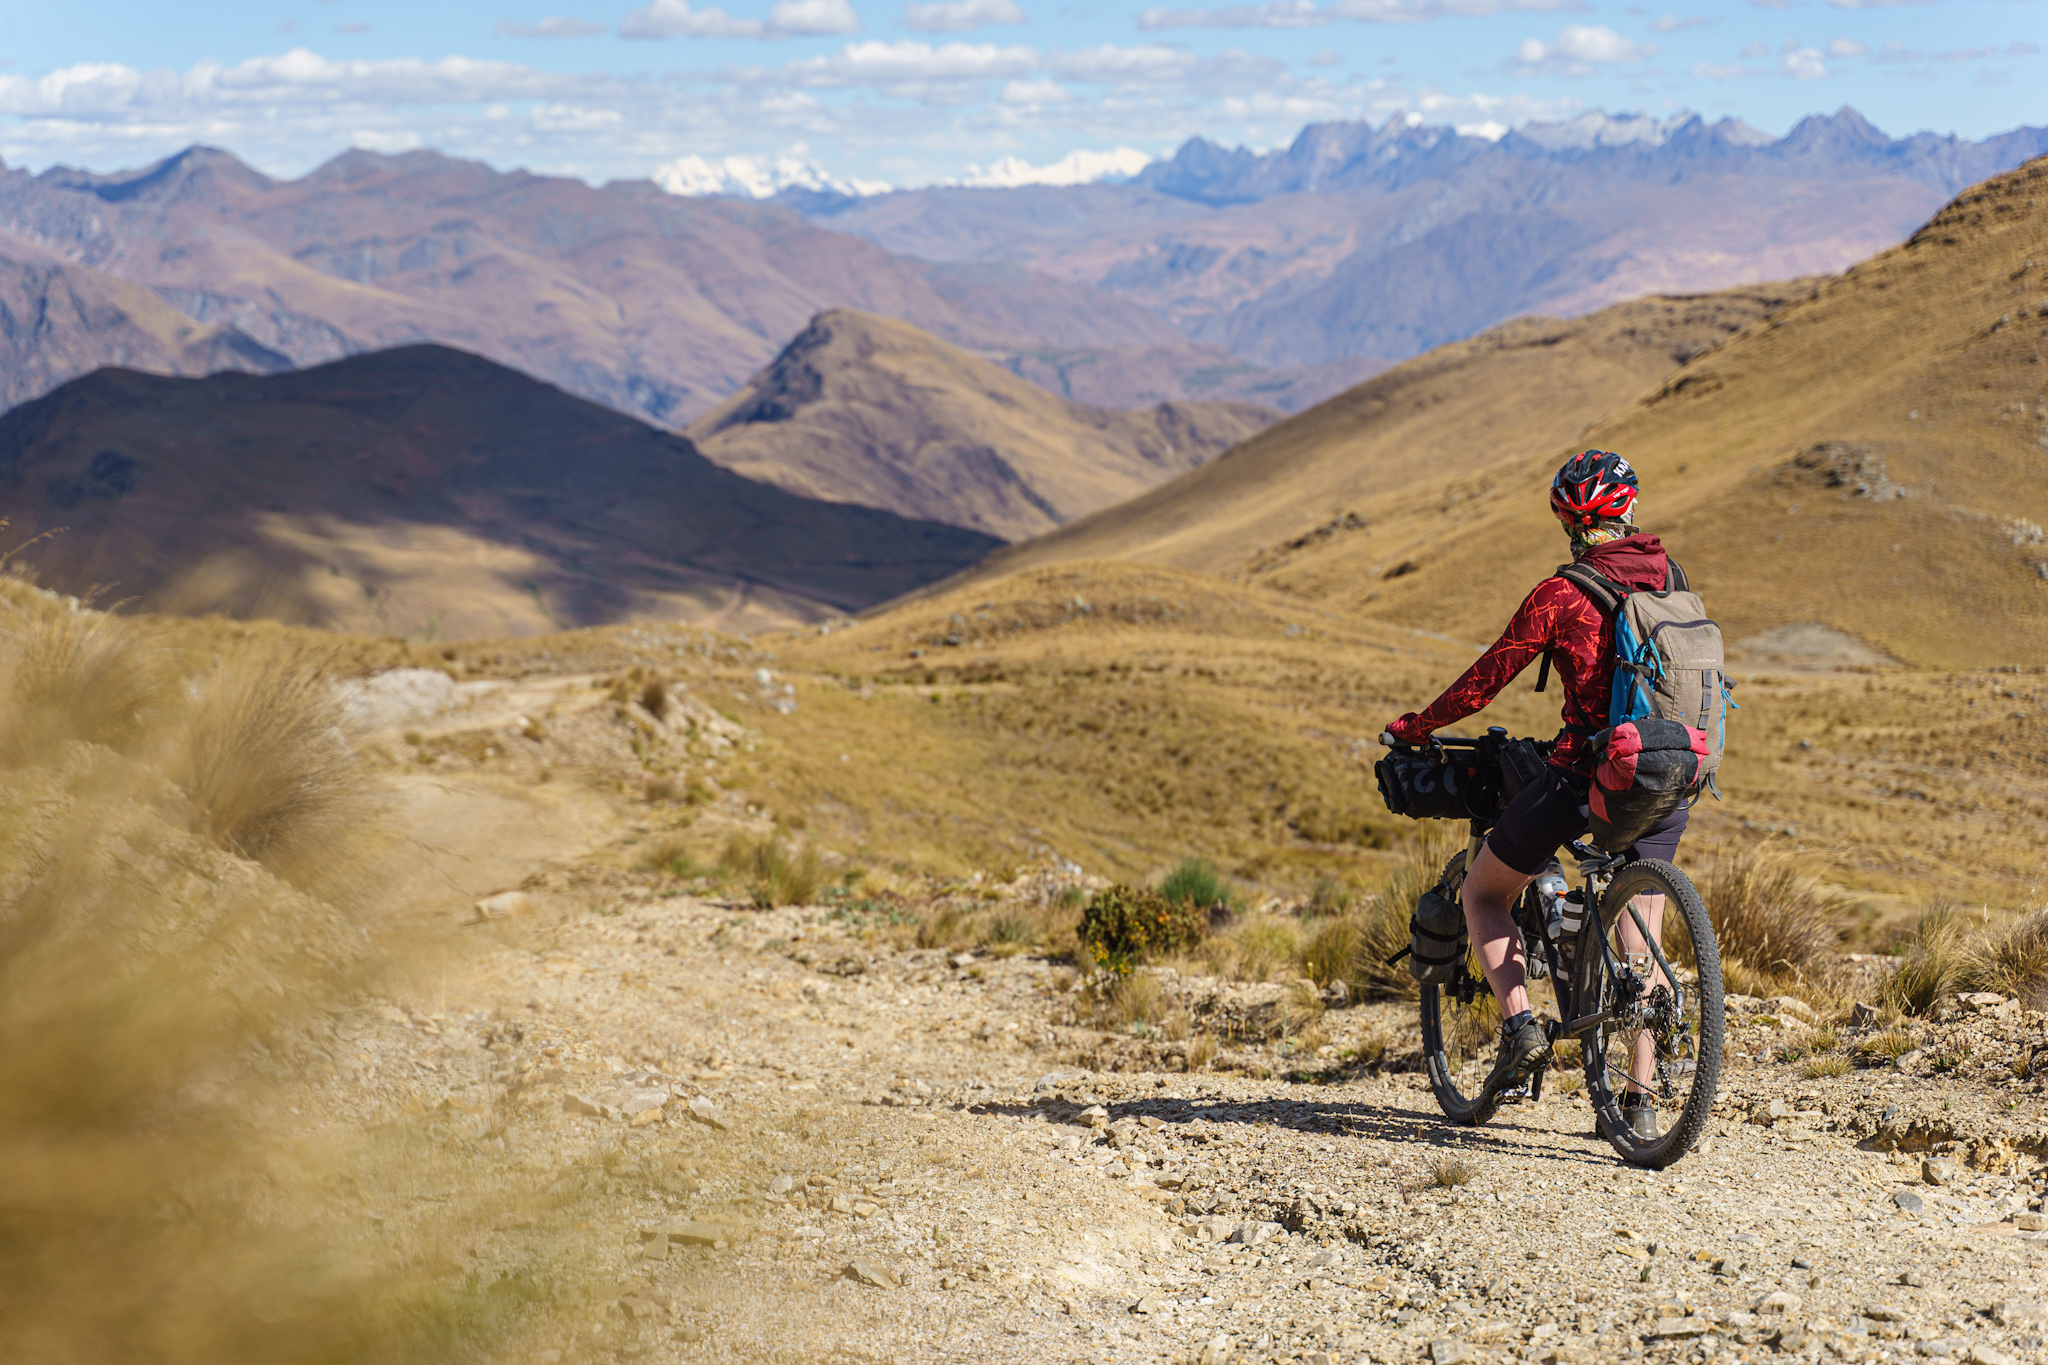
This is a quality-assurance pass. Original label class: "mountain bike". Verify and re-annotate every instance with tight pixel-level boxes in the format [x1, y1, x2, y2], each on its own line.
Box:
[1377, 728, 1724, 1168]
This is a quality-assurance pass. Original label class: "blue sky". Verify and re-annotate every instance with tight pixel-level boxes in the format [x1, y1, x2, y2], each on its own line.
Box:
[0, 0, 2039, 189]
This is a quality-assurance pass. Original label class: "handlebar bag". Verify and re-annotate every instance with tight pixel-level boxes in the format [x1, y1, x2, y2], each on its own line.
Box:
[1375, 749, 1493, 821]
[1587, 718, 1709, 852]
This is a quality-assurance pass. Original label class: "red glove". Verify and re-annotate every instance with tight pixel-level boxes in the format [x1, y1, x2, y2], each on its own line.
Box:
[1386, 712, 1432, 744]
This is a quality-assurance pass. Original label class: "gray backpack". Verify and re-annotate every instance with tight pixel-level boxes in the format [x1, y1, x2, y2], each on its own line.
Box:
[1544, 559, 1731, 792]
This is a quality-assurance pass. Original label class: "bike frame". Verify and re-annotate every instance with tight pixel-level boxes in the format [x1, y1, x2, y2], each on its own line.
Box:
[1392, 730, 1677, 1101]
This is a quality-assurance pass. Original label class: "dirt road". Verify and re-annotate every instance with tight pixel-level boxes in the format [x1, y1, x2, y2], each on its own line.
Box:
[310, 840, 2048, 1365]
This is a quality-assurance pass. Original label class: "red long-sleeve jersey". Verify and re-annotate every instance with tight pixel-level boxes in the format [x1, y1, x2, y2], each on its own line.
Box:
[1408, 535, 1673, 774]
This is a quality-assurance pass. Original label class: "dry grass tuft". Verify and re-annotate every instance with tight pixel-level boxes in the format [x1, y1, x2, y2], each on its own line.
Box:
[1697, 843, 1849, 990]
[1969, 908, 2048, 1011]
[1800, 1055, 1851, 1079]
[1093, 972, 1169, 1029]
[1858, 1026, 1918, 1063]
[1430, 1156, 1477, 1188]
[720, 830, 823, 907]
[0, 589, 517, 1364]
[173, 652, 378, 887]
[637, 829, 702, 879]
[1879, 905, 1976, 1016]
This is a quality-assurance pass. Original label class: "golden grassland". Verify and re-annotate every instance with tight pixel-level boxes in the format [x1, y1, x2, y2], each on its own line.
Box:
[950, 158, 2048, 669]
[375, 559, 2046, 919]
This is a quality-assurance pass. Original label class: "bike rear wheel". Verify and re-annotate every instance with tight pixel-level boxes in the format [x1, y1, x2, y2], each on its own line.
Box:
[1574, 858, 1723, 1168]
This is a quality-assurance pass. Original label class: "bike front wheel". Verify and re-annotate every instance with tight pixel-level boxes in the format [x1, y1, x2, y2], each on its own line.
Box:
[1574, 858, 1724, 1168]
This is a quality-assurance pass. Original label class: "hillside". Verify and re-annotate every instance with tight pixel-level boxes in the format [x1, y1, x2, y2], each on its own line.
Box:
[0, 236, 290, 409]
[687, 310, 1276, 541]
[952, 155, 2048, 669]
[951, 282, 1801, 584]
[793, 109, 2048, 370]
[0, 346, 1000, 639]
[0, 146, 1252, 424]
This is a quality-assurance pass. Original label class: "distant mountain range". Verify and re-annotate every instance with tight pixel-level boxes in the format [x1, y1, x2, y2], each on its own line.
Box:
[786, 108, 2048, 368]
[0, 146, 1341, 423]
[2, 107, 2041, 436]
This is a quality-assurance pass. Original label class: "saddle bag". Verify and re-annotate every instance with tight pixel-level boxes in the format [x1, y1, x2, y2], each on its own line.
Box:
[1587, 718, 1710, 853]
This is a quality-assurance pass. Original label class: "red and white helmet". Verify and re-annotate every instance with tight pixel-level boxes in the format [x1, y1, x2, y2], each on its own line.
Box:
[1550, 450, 1639, 528]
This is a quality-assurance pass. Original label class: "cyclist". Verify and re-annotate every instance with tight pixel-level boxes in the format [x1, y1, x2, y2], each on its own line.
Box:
[1385, 450, 1685, 1136]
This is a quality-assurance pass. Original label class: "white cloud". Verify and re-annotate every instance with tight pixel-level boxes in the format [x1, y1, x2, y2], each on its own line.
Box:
[903, 0, 1026, 32]
[1305, 47, 1344, 64]
[494, 16, 608, 35]
[1826, 0, 1930, 8]
[1509, 24, 1656, 76]
[1739, 39, 1767, 56]
[954, 144, 1149, 184]
[351, 129, 423, 152]
[1650, 12, 1712, 32]
[1691, 60, 1745, 77]
[1826, 36, 1866, 56]
[619, 0, 858, 39]
[1779, 42, 1826, 77]
[773, 38, 1037, 88]
[770, 0, 863, 33]
[654, 145, 889, 194]
[998, 77, 1070, 101]
[1136, 0, 1586, 30]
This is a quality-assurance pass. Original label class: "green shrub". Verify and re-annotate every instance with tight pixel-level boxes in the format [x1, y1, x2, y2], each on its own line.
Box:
[1079, 883, 1206, 975]
[1159, 858, 1237, 912]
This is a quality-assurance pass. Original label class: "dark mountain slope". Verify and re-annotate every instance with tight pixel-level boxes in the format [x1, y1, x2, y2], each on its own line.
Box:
[0, 345, 1000, 639]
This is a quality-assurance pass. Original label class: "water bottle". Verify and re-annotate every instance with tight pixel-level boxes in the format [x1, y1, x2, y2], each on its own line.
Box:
[1535, 865, 1571, 943]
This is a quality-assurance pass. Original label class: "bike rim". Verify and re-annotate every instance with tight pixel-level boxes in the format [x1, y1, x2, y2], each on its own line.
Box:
[1585, 868, 1712, 1152]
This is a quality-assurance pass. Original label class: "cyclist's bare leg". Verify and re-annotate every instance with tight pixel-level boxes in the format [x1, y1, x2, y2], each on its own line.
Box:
[1616, 894, 1667, 1096]
[1460, 844, 1538, 1018]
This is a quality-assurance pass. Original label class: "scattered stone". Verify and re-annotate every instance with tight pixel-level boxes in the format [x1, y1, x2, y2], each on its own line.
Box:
[1851, 1002, 1882, 1029]
[1429, 1340, 1471, 1365]
[1197, 1334, 1234, 1365]
[952, 952, 977, 968]
[2014, 1212, 2048, 1232]
[1967, 1346, 2018, 1365]
[1656, 1318, 1710, 1339]
[1077, 1105, 1109, 1128]
[1226, 1221, 1282, 1246]
[472, 890, 534, 923]
[1034, 1069, 1086, 1091]
[1189, 1218, 1235, 1244]
[564, 1093, 608, 1117]
[616, 1294, 665, 1321]
[687, 1095, 731, 1130]
[1130, 1294, 1164, 1315]
[1862, 1304, 1907, 1322]
[843, 1257, 898, 1289]
[657, 1221, 730, 1249]
[1756, 1292, 1802, 1315]
[769, 1174, 795, 1196]
[1922, 1157, 1957, 1186]
[1899, 1272, 1926, 1288]
[1893, 1190, 1926, 1215]
[1990, 1301, 2047, 1329]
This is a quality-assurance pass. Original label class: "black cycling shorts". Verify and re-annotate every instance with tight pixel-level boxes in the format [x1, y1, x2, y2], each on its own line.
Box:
[1486, 762, 1689, 875]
